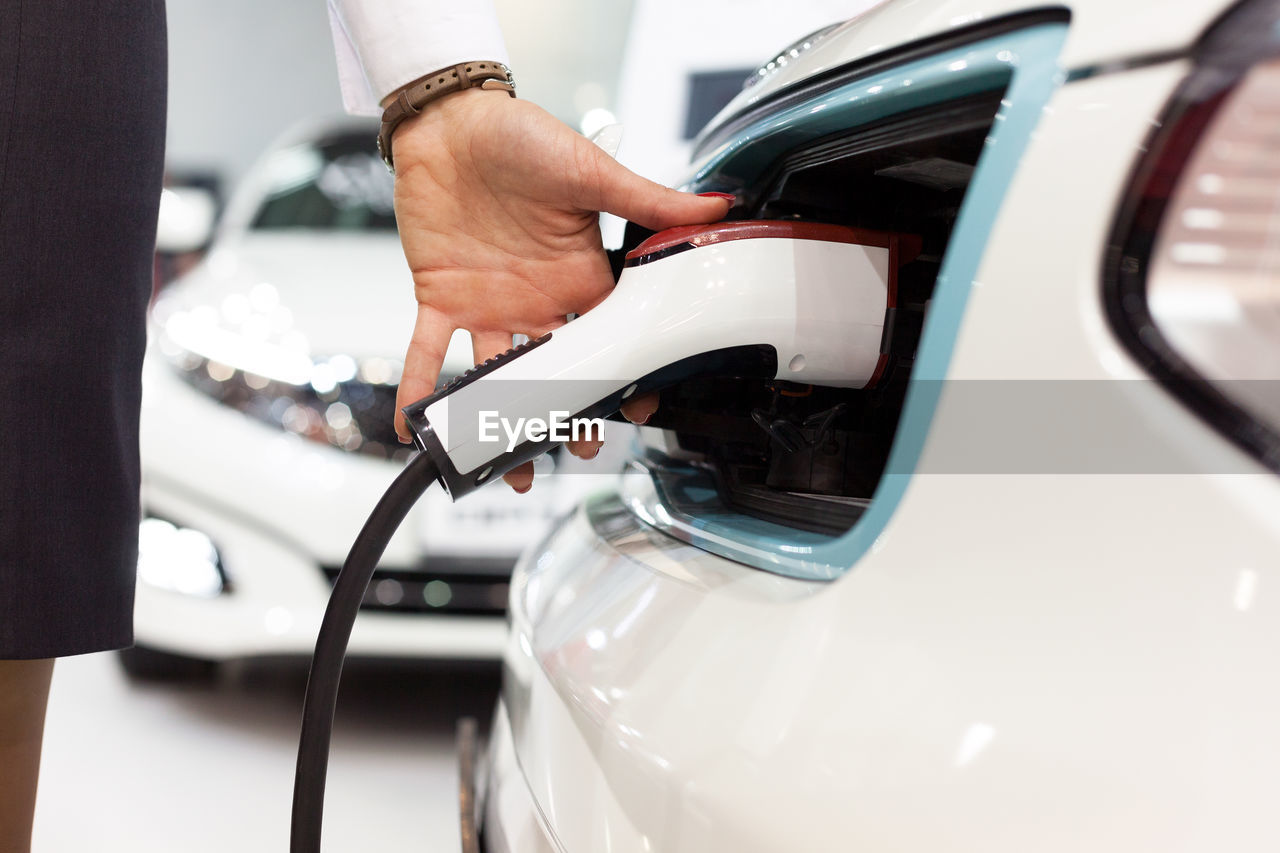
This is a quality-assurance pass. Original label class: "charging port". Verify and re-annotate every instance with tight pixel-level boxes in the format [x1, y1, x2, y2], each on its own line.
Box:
[630, 89, 1005, 534]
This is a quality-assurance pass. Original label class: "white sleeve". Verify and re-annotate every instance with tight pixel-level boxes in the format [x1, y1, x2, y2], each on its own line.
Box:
[327, 0, 510, 116]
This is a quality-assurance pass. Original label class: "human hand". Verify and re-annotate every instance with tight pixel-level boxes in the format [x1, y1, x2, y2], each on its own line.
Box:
[390, 88, 731, 490]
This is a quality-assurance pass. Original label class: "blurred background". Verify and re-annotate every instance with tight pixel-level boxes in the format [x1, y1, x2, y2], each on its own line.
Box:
[165, 0, 634, 187]
[34, 0, 855, 850]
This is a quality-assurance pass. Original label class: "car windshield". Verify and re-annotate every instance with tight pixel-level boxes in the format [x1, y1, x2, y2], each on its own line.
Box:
[251, 134, 396, 232]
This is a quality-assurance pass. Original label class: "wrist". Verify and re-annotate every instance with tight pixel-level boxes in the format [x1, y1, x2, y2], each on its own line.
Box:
[391, 87, 513, 149]
[377, 62, 515, 173]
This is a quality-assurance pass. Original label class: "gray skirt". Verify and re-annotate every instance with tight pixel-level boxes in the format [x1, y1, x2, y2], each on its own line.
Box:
[0, 0, 167, 658]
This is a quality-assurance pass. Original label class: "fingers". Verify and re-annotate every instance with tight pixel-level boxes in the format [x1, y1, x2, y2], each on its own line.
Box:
[502, 461, 534, 493]
[565, 394, 655, 462]
[395, 305, 454, 441]
[621, 392, 659, 425]
[566, 418, 603, 460]
[578, 144, 733, 231]
[471, 331, 514, 366]
[566, 438, 603, 459]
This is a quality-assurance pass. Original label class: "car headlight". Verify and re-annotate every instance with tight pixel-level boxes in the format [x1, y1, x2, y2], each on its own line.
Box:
[138, 516, 227, 597]
[152, 292, 425, 460]
[1106, 0, 1280, 471]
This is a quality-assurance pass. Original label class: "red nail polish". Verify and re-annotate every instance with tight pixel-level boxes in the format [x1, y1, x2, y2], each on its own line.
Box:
[697, 192, 736, 202]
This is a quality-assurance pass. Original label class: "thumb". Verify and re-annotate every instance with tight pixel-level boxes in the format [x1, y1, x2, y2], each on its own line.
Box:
[580, 146, 732, 231]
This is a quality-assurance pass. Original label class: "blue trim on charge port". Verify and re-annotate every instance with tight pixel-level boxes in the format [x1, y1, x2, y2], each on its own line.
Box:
[642, 23, 1069, 581]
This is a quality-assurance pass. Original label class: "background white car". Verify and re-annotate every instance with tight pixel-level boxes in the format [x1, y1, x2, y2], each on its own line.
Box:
[480, 0, 1280, 850]
[129, 119, 623, 677]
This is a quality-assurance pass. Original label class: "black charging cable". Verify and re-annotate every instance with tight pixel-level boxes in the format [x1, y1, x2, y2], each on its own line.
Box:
[290, 451, 440, 853]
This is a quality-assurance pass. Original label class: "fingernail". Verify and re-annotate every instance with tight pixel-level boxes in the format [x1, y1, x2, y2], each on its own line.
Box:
[697, 192, 736, 202]
[398, 434, 411, 445]
[588, 446, 601, 459]
[635, 413, 651, 425]
[514, 484, 531, 494]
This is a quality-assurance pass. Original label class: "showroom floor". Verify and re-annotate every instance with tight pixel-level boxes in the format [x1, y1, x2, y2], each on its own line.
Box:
[32, 651, 500, 851]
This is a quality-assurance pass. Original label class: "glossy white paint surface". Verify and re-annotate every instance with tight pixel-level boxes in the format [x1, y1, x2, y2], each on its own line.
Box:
[483, 700, 563, 853]
[484, 60, 1280, 853]
[709, 0, 1232, 134]
[162, 233, 416, 362]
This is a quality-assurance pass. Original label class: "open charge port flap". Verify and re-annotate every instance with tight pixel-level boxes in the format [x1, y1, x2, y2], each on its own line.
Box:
[639, 88, 1006, 534]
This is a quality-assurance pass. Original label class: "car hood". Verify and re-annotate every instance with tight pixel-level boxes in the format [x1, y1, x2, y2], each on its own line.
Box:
[701, 0, 1231, 153]
[156, 231, 472, 371]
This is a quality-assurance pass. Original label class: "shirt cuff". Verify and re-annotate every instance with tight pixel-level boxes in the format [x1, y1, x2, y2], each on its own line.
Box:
[328, 0, 510, 117]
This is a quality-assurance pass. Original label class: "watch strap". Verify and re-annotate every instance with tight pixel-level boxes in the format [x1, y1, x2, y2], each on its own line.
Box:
[377, 61, 515, 174]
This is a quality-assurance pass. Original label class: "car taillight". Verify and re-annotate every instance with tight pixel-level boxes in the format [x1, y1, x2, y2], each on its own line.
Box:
[1106, 0, 1280, 471]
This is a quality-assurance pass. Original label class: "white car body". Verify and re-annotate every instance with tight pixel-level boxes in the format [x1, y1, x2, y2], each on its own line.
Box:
[482, 1, 1280, 851]
[136, 122, 620, 664]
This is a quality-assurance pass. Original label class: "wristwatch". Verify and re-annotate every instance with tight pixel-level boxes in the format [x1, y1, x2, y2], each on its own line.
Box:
[377, 61, 516, 173]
